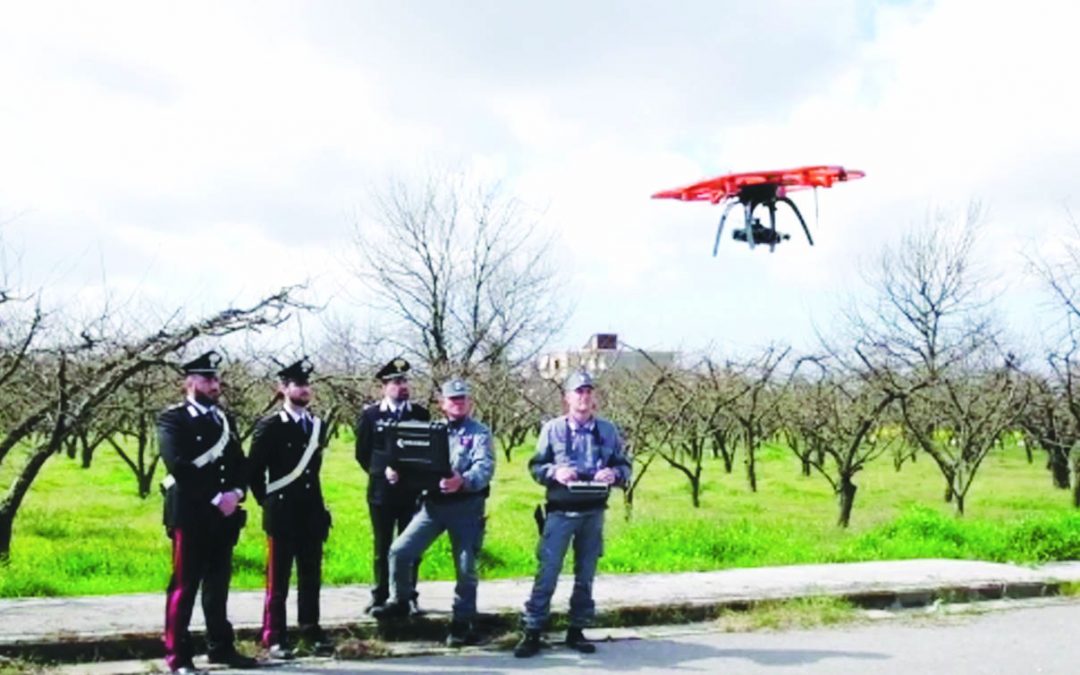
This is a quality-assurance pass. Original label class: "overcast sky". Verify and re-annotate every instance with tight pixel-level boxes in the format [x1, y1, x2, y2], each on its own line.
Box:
[1, 0, 1077, 359]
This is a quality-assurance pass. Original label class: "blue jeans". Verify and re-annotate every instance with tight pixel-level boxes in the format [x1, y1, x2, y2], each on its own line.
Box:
[387, 495, 486, 620]
[522, 509, 605, 630]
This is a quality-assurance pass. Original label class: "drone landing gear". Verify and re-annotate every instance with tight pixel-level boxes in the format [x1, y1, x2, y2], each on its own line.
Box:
[712, 184, 815, 254]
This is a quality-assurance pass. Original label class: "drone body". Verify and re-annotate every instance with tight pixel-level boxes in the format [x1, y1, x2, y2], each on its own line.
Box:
[652, 165, 865, 253]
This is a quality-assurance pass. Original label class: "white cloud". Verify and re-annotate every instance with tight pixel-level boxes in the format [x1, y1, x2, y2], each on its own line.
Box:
[1, 0, 1078, 356]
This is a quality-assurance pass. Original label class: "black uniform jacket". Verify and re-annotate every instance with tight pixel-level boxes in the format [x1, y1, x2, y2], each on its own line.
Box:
[157, 401, 247, 532]
[248, 409, 331, 538]
[354, 400, 430, 504]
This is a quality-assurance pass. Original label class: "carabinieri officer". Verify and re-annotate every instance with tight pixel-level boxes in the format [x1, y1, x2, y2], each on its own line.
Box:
[248, 357, 334, 659]
[158, 351, 256, 674]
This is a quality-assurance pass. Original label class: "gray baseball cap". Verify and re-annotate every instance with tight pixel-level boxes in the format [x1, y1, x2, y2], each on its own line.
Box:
[441, 377, 471, 398]
[564, 370, 595, 391]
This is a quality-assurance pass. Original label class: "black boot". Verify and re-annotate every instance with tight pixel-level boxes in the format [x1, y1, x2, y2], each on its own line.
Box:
[565, 627, 596, 654]
[446, 620, 473, 647]
[370, 600, 410, 620]
[513, 629, 543, 658]
[300, 627, 335, 656]
[207, 648, 258, 669]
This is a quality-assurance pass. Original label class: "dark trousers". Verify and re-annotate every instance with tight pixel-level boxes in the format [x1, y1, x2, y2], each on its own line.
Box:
[261, 534, 324, 646]
[369, 496, 421, 604]
[163, 528, 236, 670]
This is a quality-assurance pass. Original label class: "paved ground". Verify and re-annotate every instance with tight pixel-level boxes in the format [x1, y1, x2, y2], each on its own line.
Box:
[46, 597, 1080, 674]
[3, 558, 1080, 667]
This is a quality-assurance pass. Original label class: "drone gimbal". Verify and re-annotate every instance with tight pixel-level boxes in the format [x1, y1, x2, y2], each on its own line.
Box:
[714, 183, 814, 254]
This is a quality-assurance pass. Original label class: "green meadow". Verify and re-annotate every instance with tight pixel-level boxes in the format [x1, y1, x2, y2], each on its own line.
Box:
[2, 433, 1079, 598]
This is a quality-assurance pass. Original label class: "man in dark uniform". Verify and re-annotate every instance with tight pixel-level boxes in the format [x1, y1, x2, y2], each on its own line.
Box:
[158, 351, 257, 674]
[354, 357, 430, 614]
[248, 357, 333, 659]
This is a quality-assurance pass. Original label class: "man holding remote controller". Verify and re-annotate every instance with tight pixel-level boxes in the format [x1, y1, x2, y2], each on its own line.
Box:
[515, 370, 632, 658]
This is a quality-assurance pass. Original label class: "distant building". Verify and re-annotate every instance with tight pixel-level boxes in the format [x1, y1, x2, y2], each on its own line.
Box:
[535, 333, 676, 381]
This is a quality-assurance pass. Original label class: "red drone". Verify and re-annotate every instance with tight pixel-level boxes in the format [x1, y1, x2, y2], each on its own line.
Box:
[652, 165, 865, 253]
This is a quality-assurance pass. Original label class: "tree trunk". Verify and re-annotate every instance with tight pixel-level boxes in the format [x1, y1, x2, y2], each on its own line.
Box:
[745, 452, 758, 492]
[80, 438, 94, 469]
[691, 475, 701, 508]
[954, 491, 966, 516]
[0, 509, 12, 562]
[801, 456, 811, 477]
[1048, 448, 1071, 489]
[1072, 457, 1080, 508]
[138, 473, 154, 499]
[837, 477, 857, 528]
[0, 444, 54, 560]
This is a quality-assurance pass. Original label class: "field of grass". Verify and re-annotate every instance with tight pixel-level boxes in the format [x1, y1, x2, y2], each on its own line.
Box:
[1, 432, 1079, 598]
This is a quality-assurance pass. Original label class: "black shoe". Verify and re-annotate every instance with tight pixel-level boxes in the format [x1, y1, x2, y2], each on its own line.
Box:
[364, 597, 386, 614]
[446, 620, 475, 648]
[300, 628, 336, 656]
[207, 650, 259, 669]
[370, 600, 410, 620]
[409, 598, 425, 617]
[513, 629, 543, 658]
[267, 643, 293, 660]
[565, 627, 596, 654]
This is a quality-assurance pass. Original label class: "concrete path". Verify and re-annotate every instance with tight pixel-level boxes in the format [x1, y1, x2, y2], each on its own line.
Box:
[3, 559, 1080, 658]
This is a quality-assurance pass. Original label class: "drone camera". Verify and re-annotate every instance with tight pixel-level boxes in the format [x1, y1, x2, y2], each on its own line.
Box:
[732, 219, 790, 246]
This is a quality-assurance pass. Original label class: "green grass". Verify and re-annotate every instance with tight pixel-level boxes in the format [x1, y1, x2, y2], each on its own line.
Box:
[1, 433, 1077, 598]
[714, 596, 858, 632]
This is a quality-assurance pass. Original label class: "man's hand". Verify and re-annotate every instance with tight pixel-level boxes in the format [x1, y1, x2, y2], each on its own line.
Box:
[439, 472, 464, 494]
[385, 466, 399, 485]
[553, 466, 578, 485]
[594, 467, 617, 485]
[216, 490, 240, 517]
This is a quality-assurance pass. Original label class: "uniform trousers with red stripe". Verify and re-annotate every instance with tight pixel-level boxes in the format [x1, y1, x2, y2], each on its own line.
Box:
[261, 532, 324, 647]
[164, 528, 236, 670]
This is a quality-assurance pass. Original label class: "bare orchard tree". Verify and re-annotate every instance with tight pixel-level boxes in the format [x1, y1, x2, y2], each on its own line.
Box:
[471, 364, 556, 462]
[1030, 210, 1080, 323]
[349, 170, 569, 381]
[1017, 360, 1079, 492]
[700, 359, 748, 474]
[789, 357, 902, 527]
[776, 372, 828, 478]
[103, 368, 175, 497]
[603, 362, 680, 519]
[727, 346, 791, 493]
[843, 207, 1024, 515]
[1030, 213, 1080, 505]
[652, 363, 739, 508]
[0, 287, 303, 560]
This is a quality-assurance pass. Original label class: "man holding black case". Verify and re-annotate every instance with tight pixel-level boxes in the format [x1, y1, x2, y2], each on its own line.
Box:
[354, 357, 430, 615]
[372, 378, 495, 648]
[514, 370, 631, 658]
